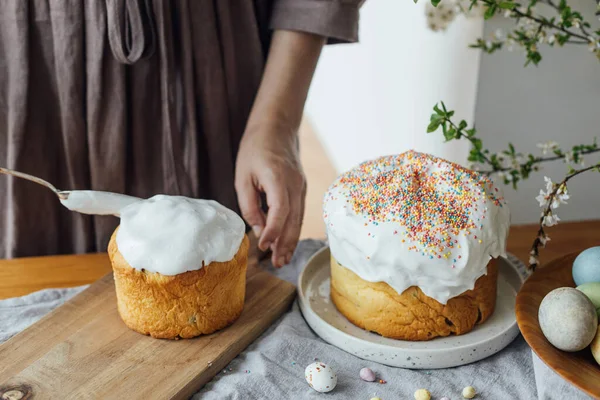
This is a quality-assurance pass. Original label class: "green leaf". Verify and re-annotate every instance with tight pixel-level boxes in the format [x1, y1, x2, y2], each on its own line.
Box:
[444, 128, 457, 141]
[484, 4, 497, 19]
[508, 143, 516, 155]
[558, 0, 567, 10]
[458, 120, 468, 130]
[465, 128, 476, 137]
[446, 110, 455, 118]
[433, 103, 444, 116]
[430, 114, 443, 122]
[427, 120, 443, 133]
[528, 51, 542, 66]
[472, 138, 483, 150]
[431, 0, 441, 6]
[556, 34, 570, 46]
[498, 1, 515, 9]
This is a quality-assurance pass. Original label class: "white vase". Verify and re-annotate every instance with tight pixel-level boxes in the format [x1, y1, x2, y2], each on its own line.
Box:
[305, 0, 484, 173]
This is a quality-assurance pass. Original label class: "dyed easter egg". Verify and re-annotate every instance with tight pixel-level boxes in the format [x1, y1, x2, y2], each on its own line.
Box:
[573, 246, 600, 286]
[359, 367, 376, 382]
[590, 325, 600, 366]
[539, 287, 598, 351]
[305, 362, 337, 393]
[577, 282, 600, 316]
[414, 389, 431, 400]
[462, 386, 477, 399]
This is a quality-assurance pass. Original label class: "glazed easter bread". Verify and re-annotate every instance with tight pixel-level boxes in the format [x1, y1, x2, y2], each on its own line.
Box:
[109, 230, 249, 339]
[324, 151, 510, 341]
[108, 195, 249, 339]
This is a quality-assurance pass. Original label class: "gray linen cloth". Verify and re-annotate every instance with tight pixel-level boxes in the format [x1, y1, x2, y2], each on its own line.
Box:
[0, 240, 593, 399]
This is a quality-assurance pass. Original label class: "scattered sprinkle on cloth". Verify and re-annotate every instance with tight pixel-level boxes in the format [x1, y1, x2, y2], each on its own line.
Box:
[0, 240, 592, 399]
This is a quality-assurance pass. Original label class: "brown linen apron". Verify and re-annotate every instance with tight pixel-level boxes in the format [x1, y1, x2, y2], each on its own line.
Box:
[0, 0, 360, 258]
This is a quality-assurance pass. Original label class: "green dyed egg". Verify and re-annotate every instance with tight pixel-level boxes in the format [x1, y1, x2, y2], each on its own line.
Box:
[577, 282, 600, 316]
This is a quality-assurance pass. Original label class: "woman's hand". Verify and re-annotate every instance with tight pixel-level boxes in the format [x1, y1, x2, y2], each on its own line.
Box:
[235, 30, 324, 268]
[235, 120, 306, 268]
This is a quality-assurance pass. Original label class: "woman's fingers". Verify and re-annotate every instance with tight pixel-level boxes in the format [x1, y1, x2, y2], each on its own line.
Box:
[258, 172, 290, 253]
[272, 177, 305, 267]
[235, 175, 266, 238]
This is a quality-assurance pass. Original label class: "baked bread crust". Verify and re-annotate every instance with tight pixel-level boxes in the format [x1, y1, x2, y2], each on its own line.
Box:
[108, 228, 249, 339]
[330, 255, 498, 341]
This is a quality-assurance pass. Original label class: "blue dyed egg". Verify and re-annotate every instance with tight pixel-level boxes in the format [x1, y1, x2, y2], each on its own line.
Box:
[573, 247, 600, 286]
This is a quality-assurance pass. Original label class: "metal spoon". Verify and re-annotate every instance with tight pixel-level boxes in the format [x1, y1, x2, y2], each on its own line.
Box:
[0, 167, 141, 216]
[0, 167, 69, 199]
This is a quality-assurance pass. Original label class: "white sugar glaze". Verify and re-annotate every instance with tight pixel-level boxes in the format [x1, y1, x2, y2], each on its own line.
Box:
[60, 191, 245, 275]
[323, 151, 510, 304]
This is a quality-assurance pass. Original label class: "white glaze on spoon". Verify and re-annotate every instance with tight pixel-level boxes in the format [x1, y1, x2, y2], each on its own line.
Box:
[59, 190, 141, 216]
[60, 191, 245, 274]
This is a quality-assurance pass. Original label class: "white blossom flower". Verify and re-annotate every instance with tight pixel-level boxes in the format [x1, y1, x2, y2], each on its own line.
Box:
[573, 19, 581, 29]
[529, 249, 539, 265]
[547, 34, 556, 45]
[564, 151, 574, 164]
[589, 38, 599, 52]
[425, 1, 457, 32]
[426, 0, 488, 30]
[537, 141, 559, 155]
[543, 213, 560, 227]
[506, 38, 516, 52]
[544, 176, 554, 193]
[551, 191, 569, 209]
[504, 9, 512, 18]
[529, 255, 539, 265]
[493, 29, 505, 40]
[539, 234, 551, 246]
[536, 189, 549, 207]
[510, 156, 522, 170]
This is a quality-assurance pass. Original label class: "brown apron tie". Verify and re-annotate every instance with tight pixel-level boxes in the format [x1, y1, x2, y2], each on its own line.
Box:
[106, 0, 156, 64]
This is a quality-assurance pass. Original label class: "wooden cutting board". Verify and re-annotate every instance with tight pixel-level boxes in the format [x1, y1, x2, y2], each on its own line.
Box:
[0, 254, 296, 399]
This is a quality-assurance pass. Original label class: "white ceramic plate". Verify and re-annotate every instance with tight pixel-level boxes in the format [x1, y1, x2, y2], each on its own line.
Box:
[297, 247, 525, 369]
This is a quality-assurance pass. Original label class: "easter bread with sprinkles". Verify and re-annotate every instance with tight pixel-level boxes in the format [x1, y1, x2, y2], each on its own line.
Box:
[324, 151, 510, 341]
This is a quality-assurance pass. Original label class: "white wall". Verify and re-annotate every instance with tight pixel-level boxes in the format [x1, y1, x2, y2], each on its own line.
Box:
[475, 0, 600, 224]
[305, 0, 484, 173]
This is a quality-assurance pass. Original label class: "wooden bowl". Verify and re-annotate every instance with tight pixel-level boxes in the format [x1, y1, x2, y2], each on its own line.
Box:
[516, 252, 600, 398]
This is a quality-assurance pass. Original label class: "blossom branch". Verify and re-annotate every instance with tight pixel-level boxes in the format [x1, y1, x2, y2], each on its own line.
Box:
[504, 1, 590, 42]
[530, 163, 600, 269]
[425, 0, 600, 65]
[427, 102, 599, 188]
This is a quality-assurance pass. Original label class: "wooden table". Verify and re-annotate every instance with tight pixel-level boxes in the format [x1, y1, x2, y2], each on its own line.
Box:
[1, 220, 599, 300]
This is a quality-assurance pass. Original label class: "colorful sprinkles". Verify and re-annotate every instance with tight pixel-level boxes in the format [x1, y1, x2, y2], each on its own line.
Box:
[324, 151, 505, 263]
